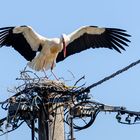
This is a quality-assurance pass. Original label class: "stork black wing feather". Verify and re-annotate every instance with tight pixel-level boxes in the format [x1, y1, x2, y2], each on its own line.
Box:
[0, 27, 15, 30]
[110, 32, 130, 42]
[56, 27, 131, 63]
[109, 34, 129, 46]
[0, 27, 36, 61]
[110, 30, 131, 37]
[106, 28, 126, 32]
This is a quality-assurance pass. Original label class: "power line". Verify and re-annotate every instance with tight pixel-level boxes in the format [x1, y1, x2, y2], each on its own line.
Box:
[84, 59, 140, 92]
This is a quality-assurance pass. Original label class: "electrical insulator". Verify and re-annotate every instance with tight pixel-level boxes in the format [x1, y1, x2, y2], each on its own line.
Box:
[125, 115, 131, 124]
[116, 113, 121, 122]
[134, 115, 140, 123]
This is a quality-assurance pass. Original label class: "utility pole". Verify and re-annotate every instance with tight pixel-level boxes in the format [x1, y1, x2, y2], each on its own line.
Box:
[49, 105, 64, 140]
[37, 95, 65, 140]
[38, 106, 49, 140]
[1, 71, 140, 140]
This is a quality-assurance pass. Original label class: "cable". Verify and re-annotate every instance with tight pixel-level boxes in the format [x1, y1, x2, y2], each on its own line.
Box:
[0, 121, 24, 136]
[83, 59, 140, 92]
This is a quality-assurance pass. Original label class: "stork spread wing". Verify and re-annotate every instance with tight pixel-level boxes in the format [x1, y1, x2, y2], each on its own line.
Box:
[56, 26, 131, 62]
[0, 26, 36, 61]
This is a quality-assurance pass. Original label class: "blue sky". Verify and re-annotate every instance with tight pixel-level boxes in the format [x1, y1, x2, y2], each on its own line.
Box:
[0, 0, 140, 140]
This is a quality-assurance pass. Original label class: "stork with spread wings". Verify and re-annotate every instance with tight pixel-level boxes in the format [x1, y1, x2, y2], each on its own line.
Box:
[0, 25, 131, 71]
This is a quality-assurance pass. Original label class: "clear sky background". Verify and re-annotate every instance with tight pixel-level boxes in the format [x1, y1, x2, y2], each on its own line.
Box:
[0, 0, 140, 140]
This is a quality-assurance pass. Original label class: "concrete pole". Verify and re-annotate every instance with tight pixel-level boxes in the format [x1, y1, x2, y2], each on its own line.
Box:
[49, 104, 65, 140]
[38, 104, 65, 140]
[38, 107, 49, 140]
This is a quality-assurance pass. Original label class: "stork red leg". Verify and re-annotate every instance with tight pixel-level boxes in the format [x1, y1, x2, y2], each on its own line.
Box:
[43, 69, 48, 79]
[51, 61, 59, 80]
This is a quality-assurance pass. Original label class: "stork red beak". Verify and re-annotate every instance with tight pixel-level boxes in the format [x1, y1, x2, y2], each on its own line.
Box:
[62, 36, 66, 58]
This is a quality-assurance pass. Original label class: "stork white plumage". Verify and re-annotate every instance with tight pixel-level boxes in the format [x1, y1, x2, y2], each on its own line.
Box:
[0, 25, 131, 71]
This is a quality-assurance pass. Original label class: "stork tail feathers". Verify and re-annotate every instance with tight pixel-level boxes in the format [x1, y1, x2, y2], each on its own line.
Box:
[28, 54, 56, 71]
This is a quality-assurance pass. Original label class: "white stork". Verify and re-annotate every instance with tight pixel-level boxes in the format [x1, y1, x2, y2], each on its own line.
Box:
[0, 25, 131, 71]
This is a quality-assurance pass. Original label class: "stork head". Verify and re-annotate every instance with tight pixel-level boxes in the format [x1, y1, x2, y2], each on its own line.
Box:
[61, 34, 70, 45]
[61, 34, 70, 58]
